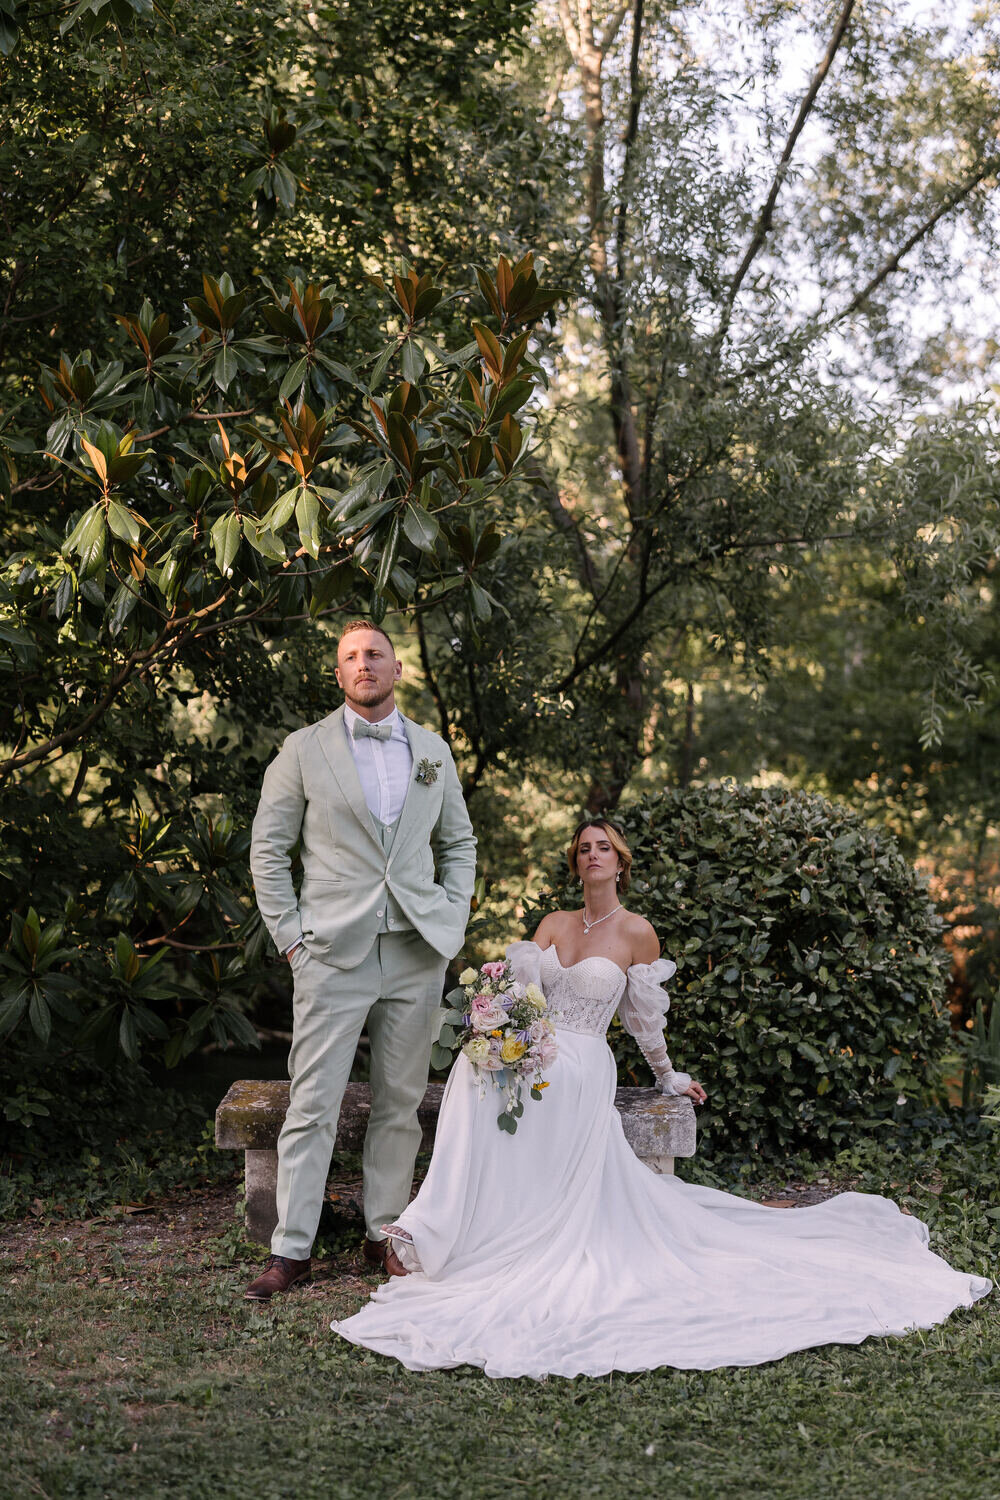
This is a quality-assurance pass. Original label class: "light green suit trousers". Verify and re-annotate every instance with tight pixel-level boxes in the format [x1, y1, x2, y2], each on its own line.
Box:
[249, 705, 476, 1257]
[277, 929, 446, 1255]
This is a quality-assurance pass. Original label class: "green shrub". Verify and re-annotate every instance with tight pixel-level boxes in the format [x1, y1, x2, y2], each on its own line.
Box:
[532, 784, 951, 1153]
[0, 1053, 235, 1221]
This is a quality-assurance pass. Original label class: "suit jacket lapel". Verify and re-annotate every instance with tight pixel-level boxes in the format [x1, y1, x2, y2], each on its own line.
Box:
[391, 715, 433, 856]
[316, 705, 384, 853]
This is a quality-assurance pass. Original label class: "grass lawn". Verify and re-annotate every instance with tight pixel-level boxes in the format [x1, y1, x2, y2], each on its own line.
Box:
[3, 1155, 999, 1500]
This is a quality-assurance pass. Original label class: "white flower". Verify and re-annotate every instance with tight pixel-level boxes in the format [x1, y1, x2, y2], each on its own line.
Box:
[463, 1036, 491, 1065]
[524, 982, 546, 1011]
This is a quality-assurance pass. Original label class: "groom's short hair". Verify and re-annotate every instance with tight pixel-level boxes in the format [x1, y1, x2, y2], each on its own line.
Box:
[338, 618, 396, 656]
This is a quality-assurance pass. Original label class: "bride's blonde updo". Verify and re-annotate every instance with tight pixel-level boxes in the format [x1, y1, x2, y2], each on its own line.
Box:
[566, 818, 633, 894]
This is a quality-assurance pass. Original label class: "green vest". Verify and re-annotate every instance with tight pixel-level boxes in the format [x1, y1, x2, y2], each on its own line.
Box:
[371, 814, 412, 934]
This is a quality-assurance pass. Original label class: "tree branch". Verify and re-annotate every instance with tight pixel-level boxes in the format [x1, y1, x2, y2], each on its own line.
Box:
[526, 459, 601, 599]
[738, 157, 1000, 380]
[713, 0, 857, 350]
[542, 60, 568, 126]
[558, 0, 581, 60]
[613, 0, 644, 290]
[830, 162, 1000, 326]
[0, 588, 241, 779]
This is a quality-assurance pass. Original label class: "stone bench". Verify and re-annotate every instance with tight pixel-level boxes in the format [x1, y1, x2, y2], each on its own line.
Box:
[215, 1079, 697, 1244]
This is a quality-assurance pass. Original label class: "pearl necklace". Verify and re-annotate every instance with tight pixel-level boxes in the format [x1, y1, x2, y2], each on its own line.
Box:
[582, 903, 621, 935]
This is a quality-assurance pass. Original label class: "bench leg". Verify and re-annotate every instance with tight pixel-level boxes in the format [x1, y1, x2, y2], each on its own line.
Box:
[642, 1153, 675, 1176]
[245, 1148, 279, 1246]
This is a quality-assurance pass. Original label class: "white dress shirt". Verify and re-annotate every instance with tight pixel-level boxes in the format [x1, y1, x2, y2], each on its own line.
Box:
[343, 703, 413, 825]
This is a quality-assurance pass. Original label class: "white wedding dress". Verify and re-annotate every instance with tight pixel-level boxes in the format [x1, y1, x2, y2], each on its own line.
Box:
[332, 941, 991, 1379]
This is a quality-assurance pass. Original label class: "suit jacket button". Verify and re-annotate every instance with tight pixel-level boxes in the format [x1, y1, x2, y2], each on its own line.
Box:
[376, 908, 384, 918]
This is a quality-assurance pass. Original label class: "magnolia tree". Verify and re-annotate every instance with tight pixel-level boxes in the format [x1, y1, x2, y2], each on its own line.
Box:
[0, 254, 558, 1074]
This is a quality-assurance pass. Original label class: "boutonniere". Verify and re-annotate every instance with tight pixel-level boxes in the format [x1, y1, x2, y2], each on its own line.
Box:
[416, 757, 442, 786]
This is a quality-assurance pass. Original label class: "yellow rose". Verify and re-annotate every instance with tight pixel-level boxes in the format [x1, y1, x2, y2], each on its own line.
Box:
[500, 1035, 527, 1065]
[459, 968, 478, 986]
[525, 982, 546, 1011]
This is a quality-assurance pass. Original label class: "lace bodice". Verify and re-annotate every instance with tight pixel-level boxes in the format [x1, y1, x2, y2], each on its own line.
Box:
[506, 940, 692, 1096]
[538, 946, 627, 1036]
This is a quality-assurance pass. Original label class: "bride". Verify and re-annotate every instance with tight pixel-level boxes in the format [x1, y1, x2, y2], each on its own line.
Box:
[332, 818, 991, 1379]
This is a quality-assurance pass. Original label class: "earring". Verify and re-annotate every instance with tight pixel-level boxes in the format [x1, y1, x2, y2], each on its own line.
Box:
[615, 871, 621, 884]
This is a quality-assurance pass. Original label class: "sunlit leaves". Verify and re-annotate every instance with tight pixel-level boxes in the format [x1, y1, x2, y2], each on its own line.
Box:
[475, 252, 561, 330]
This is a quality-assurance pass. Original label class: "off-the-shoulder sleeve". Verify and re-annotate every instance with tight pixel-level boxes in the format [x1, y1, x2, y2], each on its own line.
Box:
[619, 958, 692, 1095]
[505, 939, 544, 991]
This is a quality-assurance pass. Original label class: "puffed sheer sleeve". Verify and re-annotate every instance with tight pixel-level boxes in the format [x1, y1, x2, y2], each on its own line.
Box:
[619, 958, 692, 1095]
[505, 940, 544, 991]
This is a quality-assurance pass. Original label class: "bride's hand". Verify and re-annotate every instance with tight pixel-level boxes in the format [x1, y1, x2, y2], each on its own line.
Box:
[684, 1081, 707, 1105]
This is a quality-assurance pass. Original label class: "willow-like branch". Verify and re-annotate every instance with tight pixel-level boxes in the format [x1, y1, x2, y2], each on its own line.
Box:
[713, 0, 857, 351]
[738, 157, 1000, 380]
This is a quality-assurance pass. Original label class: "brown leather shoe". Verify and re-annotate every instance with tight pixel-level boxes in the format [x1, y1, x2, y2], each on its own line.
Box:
[244, 1254, 311, 1301]
[362, 1236, 387, 1270]
[361, 1236, 409, 1277]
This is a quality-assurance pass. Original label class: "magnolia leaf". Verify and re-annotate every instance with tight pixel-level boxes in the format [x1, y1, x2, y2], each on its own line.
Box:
[400, 339, 426, 385]
[210, 512, 241, 575]
[278, 355, 308, 402]
[295, 487, 321, 558]
[106, 500, 141, 546]
[402, 503, 439, 552]
[468, 579, 492, 621]
[473, 322, 503, 379]
[213, 344, 238, 392]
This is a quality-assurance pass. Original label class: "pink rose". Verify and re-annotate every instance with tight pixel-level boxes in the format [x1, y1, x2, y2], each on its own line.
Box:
[481, 961, 506, 981]
[536, 1039, 559, 1070]
[470, 1003, 507, 1033]
[470, 994, 494, 1015]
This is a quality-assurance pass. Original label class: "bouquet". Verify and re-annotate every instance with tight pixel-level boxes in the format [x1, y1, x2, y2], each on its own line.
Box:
[432, 958, 558, 1133]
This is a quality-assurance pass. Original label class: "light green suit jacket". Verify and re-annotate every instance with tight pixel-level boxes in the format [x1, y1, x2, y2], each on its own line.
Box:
[249, 705, 477, 969]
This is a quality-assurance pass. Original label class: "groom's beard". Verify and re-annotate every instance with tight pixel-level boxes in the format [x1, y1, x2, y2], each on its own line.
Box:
[347, 681, 394, 711]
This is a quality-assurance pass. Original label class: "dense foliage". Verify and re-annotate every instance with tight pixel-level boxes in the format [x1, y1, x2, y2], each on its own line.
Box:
[0, 0, 568, 1142]
[1, 0, 546, 373]
[0, 251, 556, 1102]
[5, 0, 1000, 1155]
[532, 784, 951, 1153]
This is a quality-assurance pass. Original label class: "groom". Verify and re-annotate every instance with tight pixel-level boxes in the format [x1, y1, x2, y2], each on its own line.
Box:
[245, 620, 476, 1300]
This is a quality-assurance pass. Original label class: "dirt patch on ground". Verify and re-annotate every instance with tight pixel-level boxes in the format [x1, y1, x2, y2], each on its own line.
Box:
[751, 1178, 849, 1208]
[1, 1179, 242, 1263]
